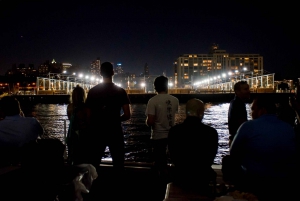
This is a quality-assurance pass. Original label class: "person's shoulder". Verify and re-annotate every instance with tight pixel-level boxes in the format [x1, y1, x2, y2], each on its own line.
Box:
[169, 123, 184, 133]
[170, 94, 179, 101]
[202, 123, 218, 133]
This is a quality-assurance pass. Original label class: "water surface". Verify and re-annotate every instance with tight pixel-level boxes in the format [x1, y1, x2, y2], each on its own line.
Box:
[24, 102, 251, 165]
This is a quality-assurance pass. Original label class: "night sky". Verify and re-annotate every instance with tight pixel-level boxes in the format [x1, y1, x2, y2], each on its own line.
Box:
[0, 1, 299, 80]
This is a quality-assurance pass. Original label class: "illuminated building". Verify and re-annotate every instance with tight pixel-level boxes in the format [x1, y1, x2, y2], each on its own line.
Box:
[174, 43, 263, 88]
[90, 57, 101, 75]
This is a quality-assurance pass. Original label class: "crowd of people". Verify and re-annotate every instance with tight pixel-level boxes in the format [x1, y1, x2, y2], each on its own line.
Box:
[1, 62, 300, 200]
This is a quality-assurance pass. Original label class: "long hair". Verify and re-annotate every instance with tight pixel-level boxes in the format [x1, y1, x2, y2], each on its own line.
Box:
[71, 85, 86, 108]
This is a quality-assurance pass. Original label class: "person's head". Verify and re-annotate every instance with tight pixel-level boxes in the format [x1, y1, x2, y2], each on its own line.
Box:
[234, 81, 250, 101]
[154, 75, 168, 93]
[0, 96, 22, 116]
[71, 85, 86, 106]
[251, 96, 277, 119]
[100, 62, 114, 78]
[186, 98, 205, 120]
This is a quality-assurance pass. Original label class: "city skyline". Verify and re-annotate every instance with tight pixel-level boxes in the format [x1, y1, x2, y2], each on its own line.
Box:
[0, 1, 299, 79]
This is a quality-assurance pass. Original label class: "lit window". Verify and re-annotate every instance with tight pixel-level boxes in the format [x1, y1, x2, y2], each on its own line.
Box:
[189, 55, 192, 57]
[184, 64, 188, 66]
[193, 63, 198, 66]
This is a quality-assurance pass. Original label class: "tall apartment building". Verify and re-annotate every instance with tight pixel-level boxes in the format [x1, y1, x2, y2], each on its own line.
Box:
[144, 63, 149, 77]
[91, 57, 101, 75]
[115, 63, 124, 75]
[174, 44, 263, 88]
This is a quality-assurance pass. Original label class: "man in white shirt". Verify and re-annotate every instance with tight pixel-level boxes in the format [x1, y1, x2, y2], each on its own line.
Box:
[145, 75, 179, 177]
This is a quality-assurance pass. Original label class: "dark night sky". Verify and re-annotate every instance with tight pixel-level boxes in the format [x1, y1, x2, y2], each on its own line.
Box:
[0, 0, 299, 79]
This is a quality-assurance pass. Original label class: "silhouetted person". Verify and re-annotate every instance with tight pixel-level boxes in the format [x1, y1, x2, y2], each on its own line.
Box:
[85, 62, 131, 175]
[228, 81, 250, 146]
[168, 98, 218, 194]
[0, 96, 44, 166]
[66, 85, 91, 165]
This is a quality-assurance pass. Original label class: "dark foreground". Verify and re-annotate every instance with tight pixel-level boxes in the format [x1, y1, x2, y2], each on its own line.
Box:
[0, 162, 169, 201]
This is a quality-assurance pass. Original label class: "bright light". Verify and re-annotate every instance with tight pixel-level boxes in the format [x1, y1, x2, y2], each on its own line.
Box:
[168, 83, 173, 87]
[141, 83, 145, 87]
[228, 72, 232, 76]
[63, 71, 67, 74]
[79, 74, 83, 78]
[235, 70, 239, 73]
[73, 72, 76, 75]
[85, 75, 89, 79]
[222, 73, 226, 77]
[90, 76, 95, 81]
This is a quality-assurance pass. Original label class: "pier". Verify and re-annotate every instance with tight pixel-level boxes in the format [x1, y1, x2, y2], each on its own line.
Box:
[12, 92, 294, 105]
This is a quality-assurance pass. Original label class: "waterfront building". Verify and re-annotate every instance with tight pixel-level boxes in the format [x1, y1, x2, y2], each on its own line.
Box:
[90, 57, 101, 75]
[174, 44, 263, 88]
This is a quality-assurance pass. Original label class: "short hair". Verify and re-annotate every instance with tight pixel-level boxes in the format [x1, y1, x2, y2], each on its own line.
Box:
[100, 62, 114, 78]
[234, 81, 248, 91]
[253, 96, 277, 114]
[0, 96, 21, 116]
[154, 75, 168, 92]
[71, 85, 86, 107]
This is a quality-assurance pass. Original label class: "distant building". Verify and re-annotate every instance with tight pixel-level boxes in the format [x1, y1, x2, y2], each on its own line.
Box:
[6, 63, 37, 78]
[90, 57, 100, 75]
[62, 63, 72, 73]
[115, 63, 124, 75]
[144, 63, 149, 77]
[174, 43, 263, 88]
[38, 59, 62, 76]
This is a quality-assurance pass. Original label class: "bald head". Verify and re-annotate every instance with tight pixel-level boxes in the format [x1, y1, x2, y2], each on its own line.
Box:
[186, 98, 205, 119]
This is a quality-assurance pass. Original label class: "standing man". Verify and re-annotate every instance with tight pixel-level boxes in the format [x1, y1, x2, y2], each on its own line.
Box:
[85, 62, 131, 175]
[145, 75, 179, 177]
[168, 98, 218, 191]
[228, 81, 250, 146]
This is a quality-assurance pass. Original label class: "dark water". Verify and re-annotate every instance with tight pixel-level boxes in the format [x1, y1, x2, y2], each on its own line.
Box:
[22, 103, 251, 165]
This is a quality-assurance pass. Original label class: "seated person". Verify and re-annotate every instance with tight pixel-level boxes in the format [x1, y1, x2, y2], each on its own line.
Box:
[168, 98, 219, 191]
[229, 97, 298, 200]
[0, 96, 44, 166]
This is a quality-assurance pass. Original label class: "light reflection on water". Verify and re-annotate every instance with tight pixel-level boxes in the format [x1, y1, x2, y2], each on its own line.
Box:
[26, 102, 251, 165]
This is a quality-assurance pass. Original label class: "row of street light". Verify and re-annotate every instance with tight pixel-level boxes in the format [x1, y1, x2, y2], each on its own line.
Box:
[193, 67, 254, 87]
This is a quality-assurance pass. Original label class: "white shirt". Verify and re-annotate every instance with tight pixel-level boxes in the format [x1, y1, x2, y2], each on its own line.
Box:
[145, 94, 179, 140]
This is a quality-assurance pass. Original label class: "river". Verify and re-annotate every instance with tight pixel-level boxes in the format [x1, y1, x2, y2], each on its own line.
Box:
[21, 102, 252, 165]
